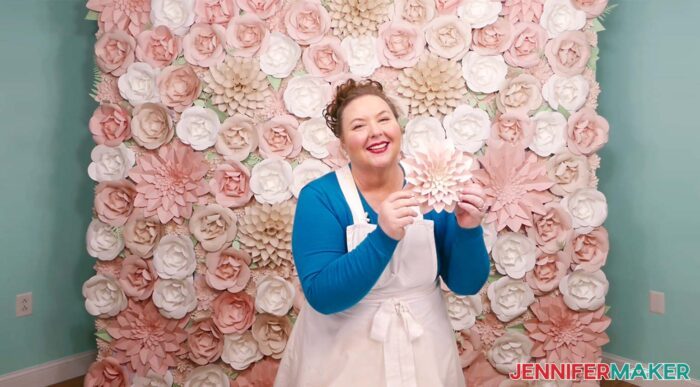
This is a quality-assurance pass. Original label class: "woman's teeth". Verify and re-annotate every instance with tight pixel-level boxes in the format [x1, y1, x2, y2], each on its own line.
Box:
[367, 142, 388, 153]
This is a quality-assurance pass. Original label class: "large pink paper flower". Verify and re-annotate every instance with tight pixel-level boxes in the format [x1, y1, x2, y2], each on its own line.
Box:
[84, 357, 127, 387]
[302, 36, 348, 82]
[258, 115, 303, 159]
[157, 64, 202, 113]
[524, 294, 610, 363]
[571, 0, 608, 18]
[545, 30, 591, 77]
[209, 160, 253, 208]
[501, 0, 544, 23]
[488, 112, 535, 149]
[87, 0, 150, 36]
[89, 104, 131, 146]
[564, 226, 609, 272]
[567, 108, 609, 156]
[471, 144, 555, 232]
[94, 30, 136, 76]
[504, 22, 547, 68]
[526, 203, 573, 253]
[183, 22, 227, 68]
[238, 0, 283, 19]
[525, 250, 570, 295]
[212, 291, 256, 334]
[136, 26, 183, 68]
[471, 17, 514, 55]
[119, 254, 156, 300]
[106, 300, 188, 375]
[128, 140, 209, 224]
[205, 247, 252, 292]
[195, 0, 238, 25]
[376, 20, 425, 69]
[187, 318, 224, 365]
[284, 0, 331, 46]
[95, 180, 137, 227]
[231, 357, 280, 387]
[225, 15, 269, 58]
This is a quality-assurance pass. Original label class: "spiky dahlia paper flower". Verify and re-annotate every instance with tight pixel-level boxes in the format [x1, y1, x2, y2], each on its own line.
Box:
[238, 201, 294, 270]
[403, 140, 473, 214]
[128, 140, 209, 224]
[471, 144, 555, 232]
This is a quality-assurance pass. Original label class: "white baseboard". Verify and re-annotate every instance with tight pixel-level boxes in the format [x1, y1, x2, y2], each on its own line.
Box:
[0, 350, 96, 387]
[603, 352, 700, 387]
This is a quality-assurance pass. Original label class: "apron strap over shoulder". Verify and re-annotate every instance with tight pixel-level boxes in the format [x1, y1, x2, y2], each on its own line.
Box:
[336, 165, 368, 225]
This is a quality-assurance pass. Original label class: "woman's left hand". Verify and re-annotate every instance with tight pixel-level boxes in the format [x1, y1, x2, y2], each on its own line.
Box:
[455, 182, 487, 229]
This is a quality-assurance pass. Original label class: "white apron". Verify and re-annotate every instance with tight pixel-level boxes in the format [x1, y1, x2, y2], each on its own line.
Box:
[274, 165, 465, 387]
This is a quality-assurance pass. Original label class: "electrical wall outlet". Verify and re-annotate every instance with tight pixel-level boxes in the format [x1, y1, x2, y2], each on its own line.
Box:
[16, 292, 32, 317]
[649, 290, 665, 314]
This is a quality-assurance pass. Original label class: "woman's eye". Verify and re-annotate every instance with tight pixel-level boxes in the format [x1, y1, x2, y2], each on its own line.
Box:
[380, 118, 389, 122]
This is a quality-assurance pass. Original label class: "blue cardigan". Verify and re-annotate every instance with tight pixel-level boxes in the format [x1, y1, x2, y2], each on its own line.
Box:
[292, 171, 490, 315]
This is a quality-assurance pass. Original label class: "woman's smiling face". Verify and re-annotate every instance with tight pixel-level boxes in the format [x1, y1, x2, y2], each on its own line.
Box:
[339, 94, 402, 171]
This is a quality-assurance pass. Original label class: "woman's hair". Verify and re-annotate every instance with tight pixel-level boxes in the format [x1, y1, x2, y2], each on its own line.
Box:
[323, 78, 400, 138]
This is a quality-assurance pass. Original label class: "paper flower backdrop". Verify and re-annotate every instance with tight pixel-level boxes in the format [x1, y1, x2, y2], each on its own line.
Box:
[83, 0, 614, 385]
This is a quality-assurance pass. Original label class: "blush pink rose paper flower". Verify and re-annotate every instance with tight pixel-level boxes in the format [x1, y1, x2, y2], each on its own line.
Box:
[94, 30, 136, 76]
[89, 103, 131, 146]
[136, 26, 183, 68]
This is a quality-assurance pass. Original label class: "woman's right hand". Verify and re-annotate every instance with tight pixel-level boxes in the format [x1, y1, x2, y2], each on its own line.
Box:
[377, 190, 420, 241]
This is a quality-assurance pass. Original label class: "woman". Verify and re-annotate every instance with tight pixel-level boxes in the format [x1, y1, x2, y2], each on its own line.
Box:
[274, 79, 490, 387]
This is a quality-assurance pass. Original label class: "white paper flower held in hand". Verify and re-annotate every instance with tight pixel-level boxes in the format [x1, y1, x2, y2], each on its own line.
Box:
[443, 105, 491, 153]
[151, 0, 196, 35]
[250, 157, 294, 204]
[117, 62, 161, 105]
[183, 365, 229, 387]
[559, 269, 609, 311]
[487, 276, 535, 322]
[292, 159, 331, 198]
[444, 292, 483, 330]
[176, 106, 221, 150]
[283, 75, 332, 118]
[340, 35, 381, 77]
[86, 219, 124, 261]
[259, 32, 302, 78]
[153, 234, 196, 280]
[216, 115, 259, 161]
[487, 331, 533, 374]
[492, 232, 537, 279]
[221, 331, 263, 370]
[462, 52, 508, 94]
[189, 204, 238, 252]
[542, 74, 589, 112]
[255, 275, 296, 316]
[561, 188, 607, 234]
[82, 274, 128, 318]
[529, 111, 568, 157]
[539, 0, 586, 38]
[402, 116, 446, 156]
[299, 117, 335, 158]
[132, 370, 174, 387]
[424, 15, 471, 60]
[458, 0, 502, 28]
[152, 277, 197, 319]
[88, 144, 136, 182]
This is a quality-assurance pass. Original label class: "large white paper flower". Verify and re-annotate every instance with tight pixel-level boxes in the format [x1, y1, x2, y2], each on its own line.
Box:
[82, 274, 128, 318]
[529, 111, 568, 157]
[221, 331, 263, 370]
[132, 370, 174, 387]
[250, 157, 294, 204]
[424, 15, 471, 60]
[176, 106, 221, 150]
[443, 104, 491, 153]
[117, 62, 160, 105]
[88, 144, 136, 182]
[540, 0, 586, 38]
[283, 75, 332, 118]
[340, 35, 381, 77]
[542, 74, 589, 112]
[259, 32, 301, 78]
[86, 219, 124, 261]
[152, 277, 197, 319]
[561, 188, 607, 234]
[487, 331, 533, 374]
[151, 0, 196, 35]
[487, 276, 535, 322]
[183, 365, 229, 387]
[457, 0, 502, 28]
[462, 52, 508, 94]
[492, 232, 537, 279]
[299, 117, 335, 158]
[292, 159, 331, 198]
[402, 116, 446, 156]
[255, 275, 296, 316]
[560, 269, 608, 311]
[444, 292, 483, 330]
[153, 234, 196, 280]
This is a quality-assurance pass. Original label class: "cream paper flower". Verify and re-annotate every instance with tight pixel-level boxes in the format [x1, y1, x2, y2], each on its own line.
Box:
[559, 269, 608, 311]
[183, 365, 229, 387]
[458, 0, 502, 28]
[283, 75, 333, 118]
[151, 0, 196, 35]
[462, 52, 508, 94]
[546, 151, 592, 197]
[221, 331, 263, 370]
[560, 188, 607, 234]
[424, 15, 471, 60]
[259, 32, 302, 78]
[299, 117, 335, 158]
[487, 331, 533, 374]
[444, 292, 483, 330]
[340, 35, 381, 77]
[255, 275, 296, 316]
[117, 62, 161, 105]
[152, 277, 197, 319]
[88, 144, 136, 182]
[203, 56, 271, 119]
[542, 74, 589, 112]
[252, 313, 292, 359]
[123, 209, 164, 258]
[175, 106, 221, 150]
[392, 0, 437, 26]
[250, 157, 294, 204]
[153, 234, 196, 280]
[487, 276, 535, 322]
[132, 370, 174, 387]
[492, 232, 537, 279]
[216, 115, 259, 161]
[82, 274, 128, 318]
[539, 0, 586, 38]
[292, 159, 331, 198]
[86, 219, 124, 261]
[189, 204, 238, 252]
[529, 111, 568, 157]
[402, 116, 446, 156]
[326, 0, 392, 39]
[238, 201, 294, 270]
[443, 104, 491, 153]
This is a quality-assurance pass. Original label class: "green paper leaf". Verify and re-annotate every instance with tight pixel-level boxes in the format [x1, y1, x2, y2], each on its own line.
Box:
[250, 263, 259, 269]
[488, 273, 503, 283]
[85, 10, 99, 21]
[242, 153, 263, 168]
[173, 56, 186, 66]
[398, 117, 409, 129]
[535, 104, 554, 114]
[173, 384, 182, 387]
[193, 99, 206, 107]
[205, 150, 218, 161]
[508, 323, 526, 334]
[589, 18, 606, 33]
[232, 240, 241, 249]
[587, 46, 600, 72]
[268, 75, 282, 91]
[604, 304, 611, 314]
[292, 70, 308, 77]
[95, 330, 112, 342]
[290, 160, 300, 168]
[203, 100, 228, 123]
[189, 234, 198, 246]
[557, 105, 571, 119]
[598, 3, 619, 22]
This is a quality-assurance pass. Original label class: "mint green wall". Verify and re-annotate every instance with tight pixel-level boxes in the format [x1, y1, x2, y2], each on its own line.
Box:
[597, 0, 700, 378]
[0, 0, 97, 374]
